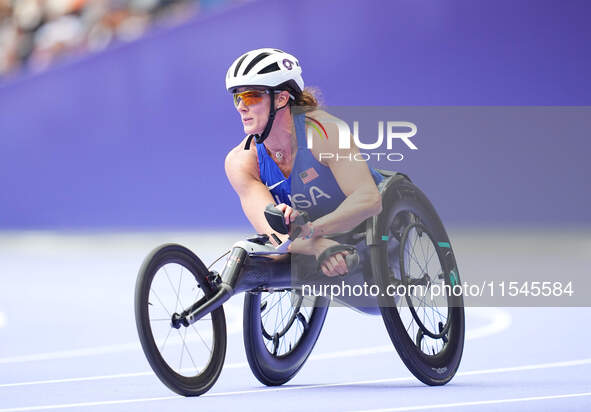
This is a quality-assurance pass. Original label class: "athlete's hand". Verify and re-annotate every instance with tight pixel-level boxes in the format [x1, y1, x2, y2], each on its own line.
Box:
[288, 210, 314, 239]
[314, 238, 349, 276]
[320, 251, 349, 276]
[274, 204, 315, 239]
[274, 203, 294, 226]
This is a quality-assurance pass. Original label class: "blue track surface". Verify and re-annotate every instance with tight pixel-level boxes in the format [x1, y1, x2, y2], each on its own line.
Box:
[1, 231, 590, 411]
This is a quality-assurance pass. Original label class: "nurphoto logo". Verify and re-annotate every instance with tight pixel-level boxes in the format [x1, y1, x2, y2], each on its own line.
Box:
[307, 117, 418, 162]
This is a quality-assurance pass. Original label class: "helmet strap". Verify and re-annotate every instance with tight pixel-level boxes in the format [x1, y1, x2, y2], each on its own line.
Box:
[246, 88, 290, 146]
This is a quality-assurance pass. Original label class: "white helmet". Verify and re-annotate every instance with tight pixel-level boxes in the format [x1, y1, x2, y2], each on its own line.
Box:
[225, 48, 304, 97]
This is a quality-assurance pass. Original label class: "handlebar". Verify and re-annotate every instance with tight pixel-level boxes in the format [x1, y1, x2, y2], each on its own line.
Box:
[264, 203, 310, 240]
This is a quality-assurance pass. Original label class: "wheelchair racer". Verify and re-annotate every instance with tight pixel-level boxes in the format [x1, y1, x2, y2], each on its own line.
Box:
[224, 48, 384, 276]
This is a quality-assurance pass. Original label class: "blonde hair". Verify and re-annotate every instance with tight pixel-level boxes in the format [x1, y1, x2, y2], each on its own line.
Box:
[292, 87, 321, 109]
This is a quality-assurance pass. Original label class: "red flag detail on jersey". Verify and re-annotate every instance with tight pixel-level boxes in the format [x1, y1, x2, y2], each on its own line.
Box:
[299, 167, 319, 184]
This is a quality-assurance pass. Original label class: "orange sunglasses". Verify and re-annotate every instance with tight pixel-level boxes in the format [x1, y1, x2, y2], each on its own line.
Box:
[232, 90, 270, 107]
[232, 89, 292, 107]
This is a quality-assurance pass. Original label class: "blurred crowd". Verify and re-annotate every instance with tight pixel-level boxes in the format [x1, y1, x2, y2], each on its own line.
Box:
[0, 0, 233, 78]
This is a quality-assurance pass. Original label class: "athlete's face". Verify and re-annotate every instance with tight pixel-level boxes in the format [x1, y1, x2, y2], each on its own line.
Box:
[234, 87, 289, 135]
[234, 87, 271, 135]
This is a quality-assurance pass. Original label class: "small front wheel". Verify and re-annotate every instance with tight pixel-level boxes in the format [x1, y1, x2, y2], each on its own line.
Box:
[135, 244, 227, 396]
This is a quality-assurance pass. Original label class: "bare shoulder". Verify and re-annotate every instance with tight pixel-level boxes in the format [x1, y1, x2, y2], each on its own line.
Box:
[225, 136, 260, 189]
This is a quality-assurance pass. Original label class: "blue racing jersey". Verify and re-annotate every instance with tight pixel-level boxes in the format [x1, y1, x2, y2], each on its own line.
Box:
[255, 113, 383, 221]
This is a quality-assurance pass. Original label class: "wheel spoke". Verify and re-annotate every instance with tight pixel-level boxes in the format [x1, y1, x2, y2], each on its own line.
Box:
[261, 291, 309, 357]
[176, 267, 184, 313]
[190, 319, 212, 353]
[159, 324, 174, 352]
[179, 328, 186, 370]
[407, 236, 427, 276]
[178, 326, 199, 373]
[400, 223, 453, 355]
[163, 265, 185, 313]
[261, 294, 285, 318]
[425, 247, 437, 270]
[145, 261, 216, 379]
[136, 248, 227, 396]
[151, 289, 172, 317]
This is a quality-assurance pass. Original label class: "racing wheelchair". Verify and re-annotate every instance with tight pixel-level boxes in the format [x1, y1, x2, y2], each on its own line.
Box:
[134, 171, 465, 396]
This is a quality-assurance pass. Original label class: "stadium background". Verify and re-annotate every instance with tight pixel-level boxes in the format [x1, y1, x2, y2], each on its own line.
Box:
[1, 1, 591, 411]
[1, 0, 589, 230]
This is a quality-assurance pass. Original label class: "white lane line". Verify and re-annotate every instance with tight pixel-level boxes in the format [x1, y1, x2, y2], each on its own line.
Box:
[0, 362, 247, 389]
[0, 307, 510, 388]
[458, 357, 591, 376]
[464, 307, 511, 340]
[0, 303, 243, 365]
[0, 358, 590, 412]
[0, 312, 6, 329]
[0, 396, 180, 412]
[350, 392, 591, 412]
[305, 306, 510, 362]
[0, 306, 508, 365]
[0, 343, 142, 365]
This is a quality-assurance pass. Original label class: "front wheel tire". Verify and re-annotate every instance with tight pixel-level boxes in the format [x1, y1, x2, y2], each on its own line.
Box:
[135, 244, 227, 396]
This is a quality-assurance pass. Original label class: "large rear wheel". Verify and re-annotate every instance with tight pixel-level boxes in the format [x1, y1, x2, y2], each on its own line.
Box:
[373, 177, 465, 386]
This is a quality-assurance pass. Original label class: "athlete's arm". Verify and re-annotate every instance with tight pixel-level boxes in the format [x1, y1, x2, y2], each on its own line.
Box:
[302, 114, 382, 237]
[224, 142, 289, 245]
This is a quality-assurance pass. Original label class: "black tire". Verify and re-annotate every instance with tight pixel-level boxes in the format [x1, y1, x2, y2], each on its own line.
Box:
[243, 290, 329, 386]
[372, 177, 465, 386]
[135, 244, 227, 396]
